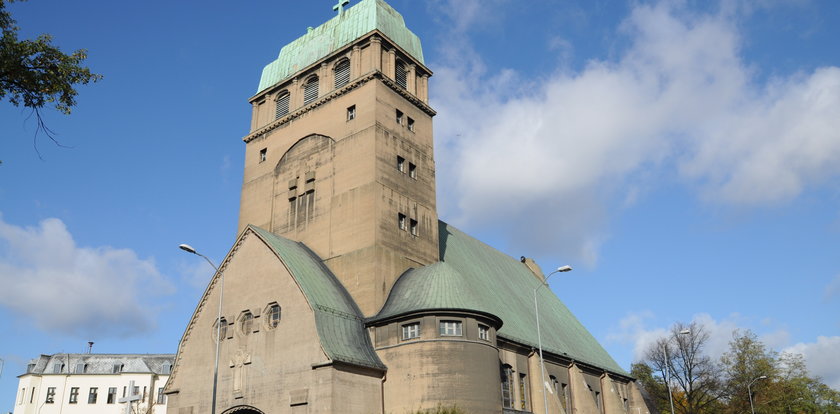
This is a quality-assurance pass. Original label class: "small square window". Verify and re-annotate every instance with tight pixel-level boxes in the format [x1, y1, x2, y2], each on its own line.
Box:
[439, 320, 462, 336]
[398, 213, 407, 231]
[347, 105, 356, 121]
[402, 322, 420, 340]
[259, 148, 267, 163]
[397, 156, 405, 173]
[407, 117, 415, 132]
[410, 219, 418, 236]
[478, 324, 489, 341]
[408, 163, 416, 179]
[396, 109, 404, 125]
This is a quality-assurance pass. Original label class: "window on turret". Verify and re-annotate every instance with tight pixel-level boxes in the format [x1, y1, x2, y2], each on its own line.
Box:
[303, 76, 319, 105]
[398, 213, 407, 231]
[275, 91, 289, 119]
[407, 117, 415, 132]
[478, 324, 489, 341]
[395, 60, 408, 89]
[397, 156, 405, 173]
[347, 105, 356, 121]
[402, 322, 420, 340]
[334, 59, 350, 88]
[396, 109, 404, 125]
[259, 148, 267, 163]
[410, 219, 418, 236]
[439, 320, 462, 336]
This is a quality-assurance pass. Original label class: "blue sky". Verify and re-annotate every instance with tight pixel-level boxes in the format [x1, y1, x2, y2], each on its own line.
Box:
[1, 0, 839, 409]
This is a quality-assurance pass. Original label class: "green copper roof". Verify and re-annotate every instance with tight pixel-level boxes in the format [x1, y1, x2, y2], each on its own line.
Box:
[250, 226, 385, 370]
[374, 221, 626, 375]
[375, 262, 502, 323]
[257, 0, 424, 94]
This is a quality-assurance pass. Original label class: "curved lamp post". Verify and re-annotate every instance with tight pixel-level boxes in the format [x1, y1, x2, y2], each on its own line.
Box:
[664, 329, 691, 414]
[534, 265, 573, 414]
[179, 244, 221, 414]
[748, 375, 768, 414]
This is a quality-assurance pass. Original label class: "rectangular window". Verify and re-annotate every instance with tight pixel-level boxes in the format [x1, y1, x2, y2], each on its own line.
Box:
[346, 105, 356, 121]
[69, 387, 79, 404]
[439, 320, 462, 336]
[396, 109, 404, 125]
[408, 162, 416, 179]
[397, 156, 405, 173]
[401, 322, 420, 340]
[30, 387, 36, 404]
[595, 391, 602, 412]
[562, 383, 570, 413]
[107, 387, 117, 404]
[275, 92, 290, 119]
[259, 148, 267, 163]
[45, 387, 55, 404]
[52, 363, 63, 373]
[113, 363, 123, 373]
[156, 387, 166, 405]
[410, 219, 418, 236]
[88, 387, 98, 404]
[18, 388, 24, 405]
[74, 363, 86, 373]
[501, 366, 514, 408]
[519, 374, 528, 410]
[398, 213, 407, 231]
[407, 117, 415, 132]
[478, 324, 489, 341]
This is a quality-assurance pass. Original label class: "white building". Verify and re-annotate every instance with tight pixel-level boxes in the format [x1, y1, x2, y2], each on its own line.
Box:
[13, 354, 173, 414]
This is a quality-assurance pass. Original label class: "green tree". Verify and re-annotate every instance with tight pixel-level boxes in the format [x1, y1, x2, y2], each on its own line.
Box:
[720, 330, 777, 413]
[1, 0, 101, 149]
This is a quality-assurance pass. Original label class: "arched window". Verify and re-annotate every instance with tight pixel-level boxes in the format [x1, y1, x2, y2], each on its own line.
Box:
[239, 311, 254, 335]
[303, 76, 319, 105]
[265, 303, 281, 329]
[213, 317, 227, 342]
[395, 60, 407, 89]
[275, 91, 289, 119]
[334, 59, 350, 88]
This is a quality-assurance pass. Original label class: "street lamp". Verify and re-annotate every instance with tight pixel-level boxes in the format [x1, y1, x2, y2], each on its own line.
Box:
[664, 329, 691, 414]
[179, 244, 222, 414]
[748, 375, 768, 414]
[534, 265, 573, 414]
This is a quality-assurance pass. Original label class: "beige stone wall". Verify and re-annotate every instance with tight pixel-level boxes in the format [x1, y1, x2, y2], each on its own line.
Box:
[166, 233, 381, 414]
[374, 314, 501, 414]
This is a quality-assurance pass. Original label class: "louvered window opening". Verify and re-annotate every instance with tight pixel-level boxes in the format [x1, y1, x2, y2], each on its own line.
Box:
[275, 92, 289, 119]
[334, 60, 350, 88]
[303, 77, 319, 105]
[395, 62, 407, 89]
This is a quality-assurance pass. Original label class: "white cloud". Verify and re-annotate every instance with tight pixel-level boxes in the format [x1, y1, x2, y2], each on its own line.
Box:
[0, 215, 174, 338]
[430, 1, 840, 263]
[784, 336, 840, 390]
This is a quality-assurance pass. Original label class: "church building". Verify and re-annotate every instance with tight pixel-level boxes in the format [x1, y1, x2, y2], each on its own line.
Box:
[164, 1, 652, 413]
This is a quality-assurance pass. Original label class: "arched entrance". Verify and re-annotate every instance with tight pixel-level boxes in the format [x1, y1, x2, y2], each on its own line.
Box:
[222, 405, 265, 414]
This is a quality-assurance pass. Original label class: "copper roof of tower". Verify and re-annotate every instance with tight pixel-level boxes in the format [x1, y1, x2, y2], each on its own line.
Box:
[257, 0, 424, 94]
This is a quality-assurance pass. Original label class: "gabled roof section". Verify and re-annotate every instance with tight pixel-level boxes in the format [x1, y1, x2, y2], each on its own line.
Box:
[249, 226, 385, 371]
[375, 221, 626, 375]
[23, 354, 174, 376]
[257, 0, 424, 94]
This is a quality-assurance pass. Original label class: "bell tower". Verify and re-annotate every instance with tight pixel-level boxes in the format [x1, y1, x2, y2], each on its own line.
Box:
[238, 0, 438, 316]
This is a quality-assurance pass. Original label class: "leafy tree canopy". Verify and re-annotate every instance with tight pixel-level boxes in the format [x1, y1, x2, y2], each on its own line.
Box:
[0, 0, 101, 148]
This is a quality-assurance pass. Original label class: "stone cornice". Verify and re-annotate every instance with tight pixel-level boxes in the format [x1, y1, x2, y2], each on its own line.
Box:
[243, 70, 436, 144]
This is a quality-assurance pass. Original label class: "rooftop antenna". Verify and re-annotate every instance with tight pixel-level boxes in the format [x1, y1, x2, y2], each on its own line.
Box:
[88, 341, 94, 354]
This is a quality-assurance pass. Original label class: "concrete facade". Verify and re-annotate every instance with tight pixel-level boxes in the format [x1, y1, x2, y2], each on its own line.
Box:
[166, 1, 655, 413]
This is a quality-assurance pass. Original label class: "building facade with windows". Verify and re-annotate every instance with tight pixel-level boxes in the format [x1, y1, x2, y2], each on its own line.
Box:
[13, 354, 173, 414]
[165, 1, 653, 413]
